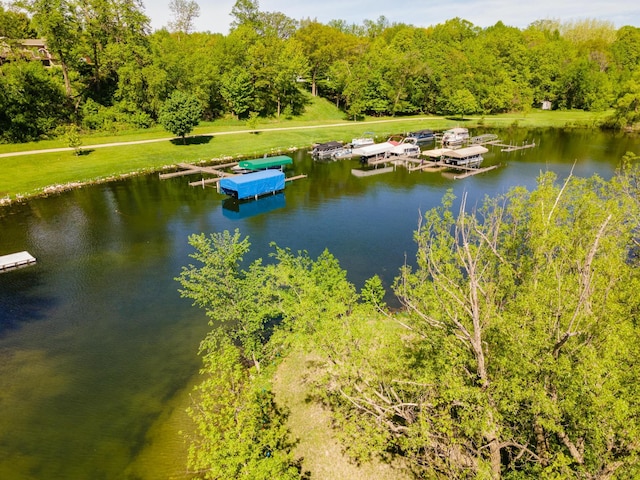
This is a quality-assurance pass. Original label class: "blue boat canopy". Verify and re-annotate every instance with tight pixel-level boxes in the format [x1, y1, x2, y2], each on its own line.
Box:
[219, 170, 286, 200]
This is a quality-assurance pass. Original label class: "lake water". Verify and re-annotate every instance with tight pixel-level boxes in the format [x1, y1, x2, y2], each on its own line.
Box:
[0, 127, 636, 479]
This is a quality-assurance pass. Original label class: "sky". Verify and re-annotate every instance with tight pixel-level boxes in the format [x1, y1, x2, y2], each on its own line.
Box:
[143, 0, 640, 34]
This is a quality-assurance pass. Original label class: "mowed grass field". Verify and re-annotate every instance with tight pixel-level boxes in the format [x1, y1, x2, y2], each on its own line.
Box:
[0, 94, 611, 201]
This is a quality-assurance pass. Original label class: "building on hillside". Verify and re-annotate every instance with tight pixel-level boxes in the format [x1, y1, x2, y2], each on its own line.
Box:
[0, 37, 55, 66]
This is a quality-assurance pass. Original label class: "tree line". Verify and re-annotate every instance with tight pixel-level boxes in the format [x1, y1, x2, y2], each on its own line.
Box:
[1, 0, 640, 142]
[177, 154, 640, 479]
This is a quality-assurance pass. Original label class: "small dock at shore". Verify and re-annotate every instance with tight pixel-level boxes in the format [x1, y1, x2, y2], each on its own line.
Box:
[159, 162, 238, 180]
[484, 140, 536, 152]
[1, 251, 36, 272]
[498, 141, 536, 152]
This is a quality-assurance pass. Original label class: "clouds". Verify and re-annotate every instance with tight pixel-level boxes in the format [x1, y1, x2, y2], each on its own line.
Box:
[144, 0, 640, 34]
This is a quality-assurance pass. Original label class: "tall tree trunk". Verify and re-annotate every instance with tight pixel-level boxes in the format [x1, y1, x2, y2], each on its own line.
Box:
[312, 69, 317, 96]
[58, 50, 72, 97]
[534, 420, 549, 466]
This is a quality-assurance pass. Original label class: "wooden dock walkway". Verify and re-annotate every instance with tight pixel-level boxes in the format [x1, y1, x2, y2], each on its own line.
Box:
[487, 141, 536, 152]
[1, 251, 36, 271]
[359, 152, 500, 179]
[285, 174, 308, 182]
[159, 162, 238, 180]
[453, 164, 500, 179]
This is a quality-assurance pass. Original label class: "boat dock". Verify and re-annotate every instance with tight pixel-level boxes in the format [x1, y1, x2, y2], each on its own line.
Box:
[159, 162, 238, 180]
[452, 164, 500, 179]
[361, 147, 498, 179]
[1, 251, 36, 271]
[162, 161, 306, 189]
[493, 141, 536, 152]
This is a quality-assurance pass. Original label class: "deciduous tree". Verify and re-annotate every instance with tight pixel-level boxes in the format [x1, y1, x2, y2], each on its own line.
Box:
[158, 90, 202, 142]
[168, 0, 200, 35]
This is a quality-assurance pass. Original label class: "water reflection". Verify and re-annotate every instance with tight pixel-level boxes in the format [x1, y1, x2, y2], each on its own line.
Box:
[222, 192, 287, 220]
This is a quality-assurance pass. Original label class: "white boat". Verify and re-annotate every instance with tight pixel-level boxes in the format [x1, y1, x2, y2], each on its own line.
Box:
[442, 145, 487, 167]
[352, 138, 401, 163]
[442, 127, 469, 146]
[351, 132, 375, 148]
[389, 137, 421, 157]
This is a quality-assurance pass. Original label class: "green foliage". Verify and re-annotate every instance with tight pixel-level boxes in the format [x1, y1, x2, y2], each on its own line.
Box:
[2, 4, 638, 142]
[158, 90, 202, 142]
[63, 125, 82, 155]
[266, 245, 357, 342]
[179, 231, 364, 476]
[285, 172, 640, 479]
[360, 275, 386, 309]
[611, 70, 640, 127]
[177, 229, 279, 370]
[187, 331, 303, 479]
[80, 99, 154, 132]
[245, 110, 259, 130]
[220, 66, 255, 119]
[0, 60, 70, 142]
[446, 88, 478, 118]
[390, 173, 640, 477]
[0, 4, 35, 38]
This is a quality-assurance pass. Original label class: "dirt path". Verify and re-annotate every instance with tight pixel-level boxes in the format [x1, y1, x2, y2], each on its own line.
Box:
[272, 350, 410, 480]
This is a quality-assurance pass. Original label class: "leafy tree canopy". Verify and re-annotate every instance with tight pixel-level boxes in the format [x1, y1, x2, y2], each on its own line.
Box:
[158, 90, 202, 142]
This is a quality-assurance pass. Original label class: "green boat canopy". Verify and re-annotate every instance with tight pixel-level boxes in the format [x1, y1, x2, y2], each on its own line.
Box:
[238, 155, 293, 171]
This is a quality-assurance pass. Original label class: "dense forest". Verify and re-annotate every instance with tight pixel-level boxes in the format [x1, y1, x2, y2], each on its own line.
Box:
[1, 0, 640, 143]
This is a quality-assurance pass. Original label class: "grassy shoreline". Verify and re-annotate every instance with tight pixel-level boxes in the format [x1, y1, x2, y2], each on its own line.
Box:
[0, 107, 612, 205]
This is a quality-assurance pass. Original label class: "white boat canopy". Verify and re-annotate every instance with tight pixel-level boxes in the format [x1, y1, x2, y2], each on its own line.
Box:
[443, 145, 488, 159]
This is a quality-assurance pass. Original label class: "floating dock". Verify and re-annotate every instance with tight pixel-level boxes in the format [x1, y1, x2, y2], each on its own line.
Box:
[497, 141, 536, 152]
[0, 251, 36, 271]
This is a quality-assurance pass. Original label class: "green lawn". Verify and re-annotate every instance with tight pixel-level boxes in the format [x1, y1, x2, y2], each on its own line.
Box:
[0, 95, 612, 202]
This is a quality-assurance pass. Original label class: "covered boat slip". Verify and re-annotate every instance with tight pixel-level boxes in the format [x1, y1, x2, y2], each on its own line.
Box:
[411, 145, 498, 177]
[237, 155, 293, 171]
[442, 145, 488, 165]
[218, 169, 286, 200]
[422, 146, 488, 164]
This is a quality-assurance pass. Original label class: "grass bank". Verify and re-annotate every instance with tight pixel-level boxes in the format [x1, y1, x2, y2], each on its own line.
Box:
[0, 96, 611, 203]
